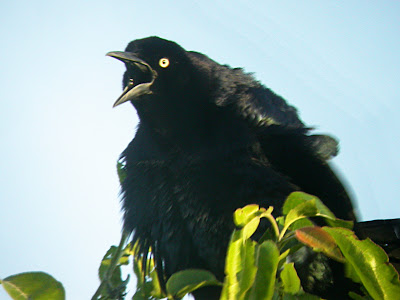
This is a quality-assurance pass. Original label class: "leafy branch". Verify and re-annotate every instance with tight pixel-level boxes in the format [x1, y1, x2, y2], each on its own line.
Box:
[92, 192, 400, 300]
[2, 192, 399, 299]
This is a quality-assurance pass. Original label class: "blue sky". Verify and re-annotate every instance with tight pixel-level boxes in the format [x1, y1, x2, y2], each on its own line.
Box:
[1, 1, 399, 299]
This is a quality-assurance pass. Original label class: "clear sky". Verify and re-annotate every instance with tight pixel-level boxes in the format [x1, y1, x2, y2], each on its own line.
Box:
[1, 1, 399, 299]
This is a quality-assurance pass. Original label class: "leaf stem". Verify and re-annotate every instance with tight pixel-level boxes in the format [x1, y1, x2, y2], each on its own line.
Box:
[279, 231, 295, 244]
[264, 213, 280, 240]
[91, 230, 129, 300]
[279, 225, 289, 241]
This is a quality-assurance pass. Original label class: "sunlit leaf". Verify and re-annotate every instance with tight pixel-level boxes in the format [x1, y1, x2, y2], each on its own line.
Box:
[242, 217, 261, 240]
[283, 192, 316, 215]
[283, 192, 352, 230]
[237, 239, 257, 298]
[166, 269, 221, 299]
[234, 204, 261, 227]
[1, 272, 65, 300]
[98, 244, 131, 296]
[116, 159, 127, 185]
[278, 249, 291, 264]
[221, 229, 258, 300]
[324, 227, 400, 300]
[248, 240, 279, 300]
[280, 262, 301, 294]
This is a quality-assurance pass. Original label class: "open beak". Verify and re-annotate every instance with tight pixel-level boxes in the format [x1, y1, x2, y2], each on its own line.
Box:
[106, 51, 157, 107]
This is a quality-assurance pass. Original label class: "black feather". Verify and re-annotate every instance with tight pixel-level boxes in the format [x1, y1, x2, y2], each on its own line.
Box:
[108, 36, 359, 299]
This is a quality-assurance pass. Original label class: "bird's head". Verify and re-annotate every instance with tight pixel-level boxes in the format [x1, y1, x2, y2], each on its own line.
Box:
[107, 36, 195, 108]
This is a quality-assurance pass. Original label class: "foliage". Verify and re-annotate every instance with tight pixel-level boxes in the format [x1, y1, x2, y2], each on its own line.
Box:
[92, 231, 131, 300]
[90, 192, 400, 300]
[0, 272, 65, 300]
[2, 192, 399, 299]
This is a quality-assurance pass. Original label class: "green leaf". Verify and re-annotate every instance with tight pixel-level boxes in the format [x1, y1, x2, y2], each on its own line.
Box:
[295, 226, 345, 262]
[324, 227, 400, 300]
[248, 240, 280, 300]
[276, 216, 285, 227]
[166, 269, 221, 299]
[280, 262, 301, 294]
[284, 192, 336, 220]
[98, 244, 130, 292]
[237, 239, 258, 298]
[283, 192, 353, 230]
[284, 199, 317, 227]
[147, 261, 163, 298]
[281, 198, 319, 239]
[283, 192, 317, 215]
[278, 249, 291, 264]
[287, 218, 315, 232]
[283, 191, 353, 229]
[345, 260, 361, 284]
[222, 229, 258, 300]
[116, 159, 127, 184]
[348, 291, 373, 300]
[130, 243, 164, 299]
[242, 217, 261, 241]
[234, 204, 261, 227]
[258, 227, 277, 244]
[1, 272, 65, 300]
[223, 230, 242, 299]
[131, 290, 148, 300]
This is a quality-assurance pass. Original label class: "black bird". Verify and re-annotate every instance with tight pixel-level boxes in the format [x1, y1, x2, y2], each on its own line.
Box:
[107, 36, 357, 299]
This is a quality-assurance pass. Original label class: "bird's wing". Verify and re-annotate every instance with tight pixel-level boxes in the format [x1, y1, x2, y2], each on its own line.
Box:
[188, 51, 304, 129]
[188, 51, 339, 160]
[255, 130, 355, 220]
[192, 57, 355, 220]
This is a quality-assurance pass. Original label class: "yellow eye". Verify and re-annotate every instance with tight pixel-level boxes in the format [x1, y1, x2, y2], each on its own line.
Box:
[159, 58, 170, 68]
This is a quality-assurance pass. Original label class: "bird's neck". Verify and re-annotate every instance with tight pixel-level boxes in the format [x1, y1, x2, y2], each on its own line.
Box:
[137, 105, 255, 158]
[135, 95, 211, 139]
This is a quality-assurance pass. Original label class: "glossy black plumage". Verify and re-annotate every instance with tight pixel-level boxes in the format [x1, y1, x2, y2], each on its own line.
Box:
[108, 36, 357, 299]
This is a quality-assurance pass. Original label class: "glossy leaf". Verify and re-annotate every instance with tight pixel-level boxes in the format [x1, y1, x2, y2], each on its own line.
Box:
[282, 198, 319, 238]
[98, 245, 130, 283]
[166, 269, 221, 299]
[282, 192, 316, 215]
[238, 239, 258, 298]
[1, 272, 65, 300]
[324, 227, 400, 300]
[280, 262, 301, 294]
[283, 192, 352, 230]
[348, 291, 371, 300]
[248, 240, 279, 300]
[221, 230, 242, 300]
[234, 204, 261, 227]
[242, 217, 261, 241]
[116, 159, 127, 184]
[222, 228, 258, 300]
[295, 226, 345, 262]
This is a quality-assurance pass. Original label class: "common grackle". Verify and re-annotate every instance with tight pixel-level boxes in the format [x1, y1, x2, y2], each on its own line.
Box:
[107, 36, 363, 299]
